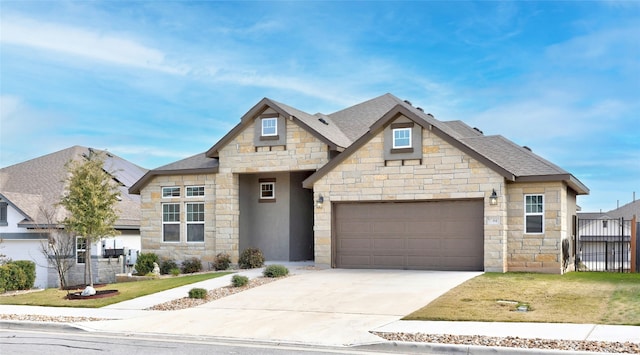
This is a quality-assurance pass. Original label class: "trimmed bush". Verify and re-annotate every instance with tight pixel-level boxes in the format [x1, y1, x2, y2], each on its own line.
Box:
[263, 264, 289, 278]
[238, 247, 265, 269]
[170, 268, 180, 276]
[160, 259, 179, 275]
[12, 260, 36, 289]
[231, 274, 249, 287]
[188, 287, 207, 299]
[181, 257, 202, 274]
[0, 263, 28, 291]
[213, 252, 231, 271]
[135, 252, 159, 275]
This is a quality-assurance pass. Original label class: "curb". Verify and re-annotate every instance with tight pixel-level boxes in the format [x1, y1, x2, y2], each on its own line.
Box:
[0, 320, 90, 333]
[358, 341, 626, 355]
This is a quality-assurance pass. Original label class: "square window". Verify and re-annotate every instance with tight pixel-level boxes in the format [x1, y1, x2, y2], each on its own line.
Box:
[162, 187, 180, 198]
[262, 117, 277, 136]
[186, 186, 204, 197]
[524, 194, 544, 234]
[260, 181, 275, 200]
[392, 128, 411, 148]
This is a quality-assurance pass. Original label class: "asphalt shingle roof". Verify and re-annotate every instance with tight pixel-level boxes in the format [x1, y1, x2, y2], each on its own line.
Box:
[0, 145, 147, 228]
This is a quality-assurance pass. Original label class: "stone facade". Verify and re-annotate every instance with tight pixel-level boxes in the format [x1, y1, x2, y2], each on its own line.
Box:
[310, 118, 509, 271]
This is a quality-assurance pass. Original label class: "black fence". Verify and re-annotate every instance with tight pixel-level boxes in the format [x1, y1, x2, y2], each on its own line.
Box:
[575, 218, 636, 272]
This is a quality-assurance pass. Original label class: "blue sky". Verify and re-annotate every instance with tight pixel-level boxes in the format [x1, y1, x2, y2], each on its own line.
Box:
[0, 1, 638, 212]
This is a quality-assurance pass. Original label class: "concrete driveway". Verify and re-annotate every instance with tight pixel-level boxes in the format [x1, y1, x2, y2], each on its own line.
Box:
[87, 268, 481, 346]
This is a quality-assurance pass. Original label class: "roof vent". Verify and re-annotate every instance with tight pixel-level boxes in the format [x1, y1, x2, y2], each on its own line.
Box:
[403, 100, 412, 106]
[427, 113, 434, 117]
[523, 146, 532, 152]
[318, 118, 329, 125]
[416, 107, 424, 112]
[473, 127, 484, 135]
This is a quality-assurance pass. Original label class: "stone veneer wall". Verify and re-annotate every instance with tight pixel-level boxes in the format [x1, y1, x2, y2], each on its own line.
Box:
[139, 173, 217, 265]
[215, 116, 329, 261]
[506, 181, 569, 274]
[310, 121, 508, 272]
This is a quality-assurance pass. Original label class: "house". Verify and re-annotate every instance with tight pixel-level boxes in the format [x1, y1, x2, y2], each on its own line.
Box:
[130, 93, 589, 274]
[0, 146, 147, 288]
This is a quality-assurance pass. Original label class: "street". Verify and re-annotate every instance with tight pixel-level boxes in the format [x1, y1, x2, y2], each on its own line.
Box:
[0, 329, 405, 355]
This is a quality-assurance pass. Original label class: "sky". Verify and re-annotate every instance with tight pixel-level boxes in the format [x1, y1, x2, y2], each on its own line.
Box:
[0, 1, 638, 213]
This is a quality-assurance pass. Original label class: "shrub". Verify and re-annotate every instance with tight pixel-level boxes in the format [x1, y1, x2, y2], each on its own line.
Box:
[213, 252, 231, 271]
[238, 247, 265, 269]
[181, 257, 202, 274]
[170, 268, 180, 276]
[11, 260, 36, 289]
[160, 259, 179, 275]
[231, 274, 249, 287]
[135, 252, 159, 275]
[0, 263, 28, 291]
[188, 287, 207, 299]
[263, 264, 289, 278]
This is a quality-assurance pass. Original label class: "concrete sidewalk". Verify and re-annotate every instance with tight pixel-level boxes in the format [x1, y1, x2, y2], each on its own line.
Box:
[1, 264, 638, 354]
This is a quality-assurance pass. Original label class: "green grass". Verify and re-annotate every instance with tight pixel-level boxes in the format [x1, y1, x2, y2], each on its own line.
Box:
[405, 272, 640, 325]
[0, 272, 231, 308]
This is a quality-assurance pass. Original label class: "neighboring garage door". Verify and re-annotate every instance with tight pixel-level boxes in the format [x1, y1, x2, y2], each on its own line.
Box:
[334, 200, 484, 271]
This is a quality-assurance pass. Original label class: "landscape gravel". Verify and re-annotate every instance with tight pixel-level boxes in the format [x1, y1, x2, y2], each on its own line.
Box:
[2, 276, 638, 354]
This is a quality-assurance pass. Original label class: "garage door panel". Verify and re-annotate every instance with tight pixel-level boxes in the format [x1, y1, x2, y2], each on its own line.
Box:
[335, 200, 484, 271]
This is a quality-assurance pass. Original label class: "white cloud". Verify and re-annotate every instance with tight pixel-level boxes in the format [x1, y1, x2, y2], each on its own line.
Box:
[1, 16, 187, 75]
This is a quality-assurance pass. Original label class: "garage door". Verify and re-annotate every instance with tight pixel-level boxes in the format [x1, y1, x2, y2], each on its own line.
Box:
[334, 200, 484, 271]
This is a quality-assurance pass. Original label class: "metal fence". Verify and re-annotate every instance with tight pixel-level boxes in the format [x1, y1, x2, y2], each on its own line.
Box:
[576, 217, 635, 272]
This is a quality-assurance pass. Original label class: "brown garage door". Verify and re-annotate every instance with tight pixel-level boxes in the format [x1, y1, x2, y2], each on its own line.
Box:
[334, 200, 484, 271]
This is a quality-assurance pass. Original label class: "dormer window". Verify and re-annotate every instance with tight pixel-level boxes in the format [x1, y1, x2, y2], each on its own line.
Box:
[393, 128, 412, 149]
[261, 117, 277, 137]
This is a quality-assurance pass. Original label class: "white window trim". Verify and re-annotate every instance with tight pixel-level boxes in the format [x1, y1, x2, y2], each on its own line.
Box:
[260, 182, 275, 200]
[524, 194, 544, 234]
[392, 127, 412, 149]
[162, 186, 180, 198]
[261, 117, 277, 136]
[186, 185, 205, 198]
[76, 236, 87, 264]
[185, 202, 205, 243]
[162, 203, 181, 243]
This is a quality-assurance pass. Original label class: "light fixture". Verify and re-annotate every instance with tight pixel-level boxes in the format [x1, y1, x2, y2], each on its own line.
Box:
[490, 189, 498, 206]
[315, 194, 324, 208]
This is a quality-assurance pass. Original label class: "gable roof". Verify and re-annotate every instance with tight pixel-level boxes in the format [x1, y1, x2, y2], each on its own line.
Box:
[0, 145, 147, 229]
[607, 199, 640, 220]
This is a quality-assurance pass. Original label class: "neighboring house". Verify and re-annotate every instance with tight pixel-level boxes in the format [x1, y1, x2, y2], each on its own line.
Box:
[0, 146, 147, 288]
[130, 93, 589, 274]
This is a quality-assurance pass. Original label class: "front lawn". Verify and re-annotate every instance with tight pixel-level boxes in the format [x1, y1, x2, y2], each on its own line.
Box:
[405, 272, 640, 325]
[0, 272, 231, 308]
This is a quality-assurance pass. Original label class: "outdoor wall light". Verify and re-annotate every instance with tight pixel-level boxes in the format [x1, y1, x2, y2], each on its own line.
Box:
[315, 194, 324, 208]
[490, 189, 498, 206]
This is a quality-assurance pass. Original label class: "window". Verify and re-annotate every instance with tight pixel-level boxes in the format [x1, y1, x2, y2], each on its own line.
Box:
[163, 203, 180, 242]
[0, 202, 7, 226]
[186, 203, 205, 242]
[162, 187, 180, 198]
[261, 117, 277, 136]
[602, 220, 608, 229]
[186, 186, 204, 197]
[76, 237, 87, 264]
[259, 179, 275, 201]
[525, 195, 544, 234]
[392, 128, 411, 148]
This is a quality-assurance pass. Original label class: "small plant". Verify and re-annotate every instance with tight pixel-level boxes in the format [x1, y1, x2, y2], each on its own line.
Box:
[135, 252, 159, 275]
[181, 257, 202, 274]
[231, 274, 249, 287]
[160, 259, 179, 275]
[188, 287, 207, 299]
[238, 247, 265, 269]
[213, 252, 231, 270]
[263, 264, 289, 278]
[170, 268, 180, 276]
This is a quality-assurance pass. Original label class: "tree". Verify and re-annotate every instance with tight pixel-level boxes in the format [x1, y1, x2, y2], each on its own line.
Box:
[59, 150, 120, 287]
[38, 206, 75, 289]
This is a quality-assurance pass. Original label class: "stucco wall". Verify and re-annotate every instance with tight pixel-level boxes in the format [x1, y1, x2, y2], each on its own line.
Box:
[310, 119, 508, 271]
